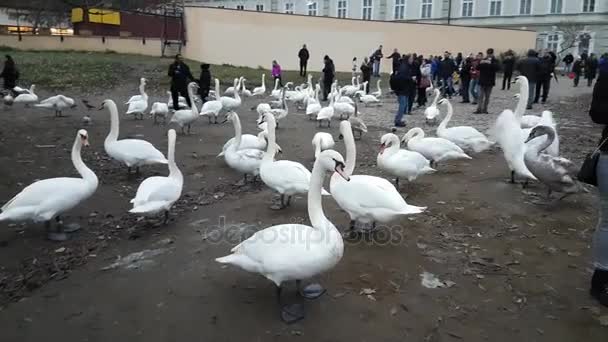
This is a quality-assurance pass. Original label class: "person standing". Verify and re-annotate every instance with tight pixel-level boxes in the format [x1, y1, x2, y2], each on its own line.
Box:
[587, 53, 599, 87]
[534, 52, 554, 104]
[361, 57, 372, 94]
[352, 57, 358, 77]
[418, 58, 432, 107]
[168, 54, 194, 110]
[501, 51, 515, 90]
[588, 68, 608, 308]
[562, 53, 574, 75]
[198, 63, 211, 104]
[0, 55, 18, 94]
[455, 52, 463, 69]
[322, 55, 335, 101]
[389, 60, 413, 127]
[408, 55, 420, 113]
[298, 44, 309, 77]
[474, 48, 499, 114]
[460, 55, 472, 103]
[272, 60, 283, 87]
[469, 53, 482, 104]
[516, 49, 541, 109]
[371, 45, 383, 77]
[386, 48, 401, 73]
[439, 51, 456, 98]
[573, 57, 584, 87]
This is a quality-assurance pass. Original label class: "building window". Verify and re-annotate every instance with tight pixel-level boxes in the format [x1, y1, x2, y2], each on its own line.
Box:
[308, 2, 318, 16]
[236, 5, 244, 10]
[256, 4, 264, 11]
[519, 0, 532, 15]
[285, 2, 294, 14]
[546, 33, 560, 51]
[394, 0, 405, 20]
[461, 0, 473, 17]
[337, 0, 348, 18]
[583, 0, 595, 12]
[489, 0, 502, 16]
[362, 0, 373, 20]
[421, 0, 432, 18]
[549, 0, 562, 13]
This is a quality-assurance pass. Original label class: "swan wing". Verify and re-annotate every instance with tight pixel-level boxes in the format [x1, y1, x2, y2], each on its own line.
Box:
[126, 99, 148, 114]
[107, 140, 167, 165]
[131, 177, 181, 206]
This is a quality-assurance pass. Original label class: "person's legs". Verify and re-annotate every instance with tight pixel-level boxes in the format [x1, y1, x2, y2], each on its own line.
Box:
[180, 85, 192, 107]
[395, 95, 407, 125]
[527, 81, 536, 109]
[592, 153, 608, 307]
[534, 80, 542, 103]
[475, 87, 485, 113]
[461, 79, 470, 102]
[470, 79, 479, 104]
[303, 62, 307, 77]
[542, 79, 550, 103]
[588, 77, 594, 87]
[407, 89, 415, 113]
[417, 87, 426, 106]
[482, 86, 492, 113]
[574, 74, 579, 87]
[447, 76, 454, 96]
[170, 85, 180, 110]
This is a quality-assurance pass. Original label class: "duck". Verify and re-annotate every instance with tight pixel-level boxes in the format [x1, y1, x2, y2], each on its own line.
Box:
[224, 77, 241, 96]
[317, 93, 335, 127]
[492, 109, 537, 184]
[378, 133, 435, 187]
[348, 101, 367, 140]
[216, 148, 349, 323]
[100, 99, 167, 173]
[129, 129, 183, 223]
[371, 79, 382, 98]
[220, 78, 242, 114]
[513, 76, 541, 128]
[167, 91, 189, 110]
[0, 129, 98, 241]
[34, 95, 76, 117]
[149, 101, 169, 125]
[125, 78, 148, 120]
[222, 112, 266, 182]
[258, 113, 329, 209]
[424, 88, 441, 124]
[401, 127, 471, 167]
[437, 98, 493, 153]
[305, 84, 322, 120]
[200, 78, 223, 124]
[524, 125, 583, 201]
[240, 78, 253, 97]
[252, 74, 266, 96]
[170, 82, 200, 134]
[13, 84, 38, 106]
[312, 132, 335, 159]
[331, 121, 426, 235]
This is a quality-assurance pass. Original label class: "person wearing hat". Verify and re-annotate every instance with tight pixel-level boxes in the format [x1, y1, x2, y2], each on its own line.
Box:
[198, 63, 211, 104]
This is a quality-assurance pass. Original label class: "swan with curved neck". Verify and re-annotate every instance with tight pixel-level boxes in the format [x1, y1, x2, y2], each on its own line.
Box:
[378, 133, 435, 187]
[102, 99, 167, 173]
[513, 76, 542, 128]
[170, 82, 199, 134]
[216, 149, 348, 323]
[13, 84, 38, 106]
[312, 132, 335, 159]
[401, 127, 471, 167]
[0, 129, 98, 241]
[317, 93, 335, 128]
[437, 98, 493, 153]
[493, 108, 537, 183]
[252, 74, 266, 96]
[371, 79, 382, 98]
[126, 78, 148, 120]
[200, 78, 223, 124]
[222, 112, 265, 182]
[220, 78, 242, 115]
[35, 94, 77, 117]
[129, 129, 183, 223]
[424, 89, 441, 124]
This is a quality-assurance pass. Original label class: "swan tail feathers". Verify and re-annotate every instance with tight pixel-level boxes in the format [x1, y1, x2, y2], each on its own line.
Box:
[216, 254, 262, 273]
[129, 201, 167, 214]
[401, 205, 427, 215]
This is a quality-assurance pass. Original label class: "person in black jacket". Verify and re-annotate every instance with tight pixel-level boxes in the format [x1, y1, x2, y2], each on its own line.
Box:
[586, 53, 599, 87]
[501, 51, 515, 90]
[588, 69, 608, 308]
[460, 56, 473, 103]
[198, 63, 211, 104]
[386, 48, 401, 73]
[474, 48, 499, 114]
[360, 57, 372, 94]
[562, 53, 574, 75]
[371, 45, 383, 77]
[168, 54, 194, 110]
[408, 55, 420, 113]
[573, 57, 584, 87]
[322, 55, 335, 101]
[534, 52, 554, 104]
[390, 59, 414, 127]
[439, 51, 456, 98]
[298, 44, 310, 77]
[0, 55, 18, 93]
[516, 49, 541, 109]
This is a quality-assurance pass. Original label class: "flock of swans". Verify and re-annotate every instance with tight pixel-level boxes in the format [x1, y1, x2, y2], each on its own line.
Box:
[0, 70, 584, 322]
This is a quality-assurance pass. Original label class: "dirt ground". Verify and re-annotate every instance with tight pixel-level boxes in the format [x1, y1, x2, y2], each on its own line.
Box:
[0, 73, 606, 341]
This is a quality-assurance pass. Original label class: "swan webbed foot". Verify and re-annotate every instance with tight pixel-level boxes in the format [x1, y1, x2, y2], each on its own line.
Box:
[298, 282, 326, 300]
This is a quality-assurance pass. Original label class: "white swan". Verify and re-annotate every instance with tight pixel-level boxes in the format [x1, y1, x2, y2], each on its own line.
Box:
[336, 88, 355, 105]
[101, 99, 167, 173]
[424, 89, 441, 124]
[513, 76, 541, 128]
[200, 78, 223, 124]
[129, 129, 183, 223]
[312, 132, 335, 159]
[348, 101, 367, 139]
[317, 93, 336, 127]
[492, 109, 537, 183]
[0, 129, 98, 241]
[240, 79, 253, 97]
[356, 92, 380, 106]
[269, 87, 288, 127]
[437, 99, 493, 153]
[401, 127, 471, 167]
[219, 129, 279, 158]
[224, 77, 241, 96]
[305, 84, 322, 120]
[13, 85, 33, 94]
[270, 78, 282, 100]
[125, 78, 148, 120]
[252, 74, 266, 96]
[170, 82, 199, 134]
[34, 95, 76, 117]
[13, 84, 38, 106]
[331, 121, 426, 235]
[223, 112, 265, 181]
[378, 133, 435, 187]
[371, 79, 382, 98]
[220, 78, 242, 113]
[524, 125, 582, 200]
[216, 148, 348, 323]
[259, 113, 329, 209]
[149, 101, 169, 125]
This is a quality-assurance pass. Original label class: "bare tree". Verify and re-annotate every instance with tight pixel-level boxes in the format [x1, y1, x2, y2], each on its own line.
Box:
[554, 21, 586, 56]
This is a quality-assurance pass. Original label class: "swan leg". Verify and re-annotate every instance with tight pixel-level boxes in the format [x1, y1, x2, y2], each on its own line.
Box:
[297, 280, 326, 300]
[276, 285, 305, 324]
[286, 196, 292, 207]
[163, 210, 170, 225]
[395, 177, 400, 188]
[343, 220, 362, 240]
[208, 116, 212, 124]
[187, 124, 191, 134]
[522, 179, 529, 189]
[510, 171, 516, 184]
[46, 217, 68, 241]
[270, 194, 287, 210]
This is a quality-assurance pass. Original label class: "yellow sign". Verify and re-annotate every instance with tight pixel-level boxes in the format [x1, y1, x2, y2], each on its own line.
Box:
[71, 8, 121, 25]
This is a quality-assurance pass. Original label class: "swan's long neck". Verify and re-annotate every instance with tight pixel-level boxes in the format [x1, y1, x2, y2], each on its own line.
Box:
[432, 90, 440, 105]
[167, 133, 183, 182]
[515, 81, 528, 119]
[412, 128, 424, 141]
[387, 136, 401, 155]
[105, 101, 120, 143]
[139, 80, 146, 96]
[273, 78, 279, 91]
[187, 83, 198, 113]
[438, 101, 453, 132]
[262, 74, 265, 88]
[263, 115, 277, 163]
[214, 79, 220, 99]
[72, 136, 98, 187]
[376, 79, 381, 91]
[232, 114, 243, 149]
[344, 125, 356, 176]
[309, 159, 329, 228]
[233, 80, 241, 101]
[536, 130, 555, 154]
